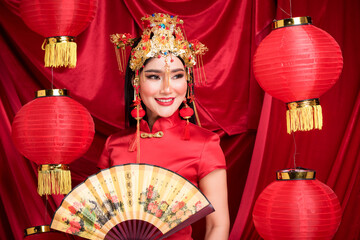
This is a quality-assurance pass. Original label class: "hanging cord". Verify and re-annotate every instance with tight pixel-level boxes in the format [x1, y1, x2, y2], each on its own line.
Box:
[51, 67, 54, 89]
[292, 132, 297, 169]
[44, 195, 48, 223]
[279, 0, 293, 18]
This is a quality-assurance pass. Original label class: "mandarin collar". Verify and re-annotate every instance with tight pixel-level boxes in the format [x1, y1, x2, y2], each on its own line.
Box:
[140, 111, 182, 133]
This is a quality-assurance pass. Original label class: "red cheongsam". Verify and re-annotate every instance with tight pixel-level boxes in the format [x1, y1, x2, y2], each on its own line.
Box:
[98, 111, 226, 240]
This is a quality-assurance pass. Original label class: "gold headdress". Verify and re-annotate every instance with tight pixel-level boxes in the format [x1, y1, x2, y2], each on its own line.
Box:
[110, 13, 208, 84]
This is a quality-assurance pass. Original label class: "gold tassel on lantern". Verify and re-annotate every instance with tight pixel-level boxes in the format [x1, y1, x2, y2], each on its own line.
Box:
[42, 36, 77, 68]
[286, 98, 323, 134]
[38, 164, 71, 196]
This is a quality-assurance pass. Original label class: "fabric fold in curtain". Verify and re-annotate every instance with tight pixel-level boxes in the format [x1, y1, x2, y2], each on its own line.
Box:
[0, 0, 359, 239]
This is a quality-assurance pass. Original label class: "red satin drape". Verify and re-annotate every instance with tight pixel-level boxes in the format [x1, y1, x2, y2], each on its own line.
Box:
[0, 0, 359, 239]
[230, 0, 360, 239]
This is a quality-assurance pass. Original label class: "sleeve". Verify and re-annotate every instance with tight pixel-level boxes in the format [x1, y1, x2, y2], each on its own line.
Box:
[97, 135, 111, 169]
[198, 133, 227, 180]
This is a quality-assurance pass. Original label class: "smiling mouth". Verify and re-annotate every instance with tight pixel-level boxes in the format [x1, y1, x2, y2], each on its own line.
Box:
[156, 98, 175, 106]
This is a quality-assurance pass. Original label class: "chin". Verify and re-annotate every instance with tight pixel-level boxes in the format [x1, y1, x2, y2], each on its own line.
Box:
[157, 109, 178, 118]
[159, 112, 176, 118]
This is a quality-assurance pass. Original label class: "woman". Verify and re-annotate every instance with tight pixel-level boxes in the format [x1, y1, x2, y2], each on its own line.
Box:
[99, 13, 229, 240]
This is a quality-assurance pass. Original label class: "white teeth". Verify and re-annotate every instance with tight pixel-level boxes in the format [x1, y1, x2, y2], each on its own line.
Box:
[157, 98, 173, 102]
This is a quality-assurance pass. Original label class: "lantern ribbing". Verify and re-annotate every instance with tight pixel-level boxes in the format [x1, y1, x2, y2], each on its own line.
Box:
[253, 168, 342, 239]
[11, 90, 95, 196]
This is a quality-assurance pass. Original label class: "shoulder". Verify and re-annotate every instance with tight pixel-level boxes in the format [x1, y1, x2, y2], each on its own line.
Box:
[106, 128, 136, 145]
[188, 122, 220, 141]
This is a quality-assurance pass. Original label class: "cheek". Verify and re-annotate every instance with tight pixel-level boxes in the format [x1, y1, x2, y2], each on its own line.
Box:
[174, 81, 187, 96]
[139, 80, 159, 97]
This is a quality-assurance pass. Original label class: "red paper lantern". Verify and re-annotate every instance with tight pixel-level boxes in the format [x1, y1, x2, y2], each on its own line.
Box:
[24, 225, 69, 240]
[12, 89, 95, 196]
[20, 0, 98, 68]
[253, 168, 342, 240]
[253, 17, 343, 133]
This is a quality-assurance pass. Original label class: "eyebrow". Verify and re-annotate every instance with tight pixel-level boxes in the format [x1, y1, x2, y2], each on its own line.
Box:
[144, 68, 185, 73]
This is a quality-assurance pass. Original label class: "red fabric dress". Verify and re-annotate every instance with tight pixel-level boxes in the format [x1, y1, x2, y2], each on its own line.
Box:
[98, 111, 226, 240]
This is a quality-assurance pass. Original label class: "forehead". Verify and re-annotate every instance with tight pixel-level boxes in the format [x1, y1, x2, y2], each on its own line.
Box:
[144, 55, 185, 70]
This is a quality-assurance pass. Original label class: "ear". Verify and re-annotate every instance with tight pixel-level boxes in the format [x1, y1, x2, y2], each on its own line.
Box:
[131, 76, 135, 87]
[131, 73, 140, 87]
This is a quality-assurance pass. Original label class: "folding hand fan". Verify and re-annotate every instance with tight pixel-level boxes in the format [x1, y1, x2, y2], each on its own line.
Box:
[50, 163, 214, 239]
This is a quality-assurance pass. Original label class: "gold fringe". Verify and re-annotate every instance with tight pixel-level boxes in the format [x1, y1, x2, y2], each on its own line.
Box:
[44, 40, 77, 68]
[193, 55, 207, 86]
[121, 47, 126, 72]
[114, 46, 123, 72]
[37, 166, 71, 196]
[314, 104, 323, 130]
[136, 105, 141, 163]
[192, 100, 202, 127]
[199, 55, 207, 84]
[286, 102, 323, 134]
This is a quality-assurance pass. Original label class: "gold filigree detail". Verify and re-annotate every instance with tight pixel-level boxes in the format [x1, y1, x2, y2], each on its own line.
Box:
[110, 13, 208, 72]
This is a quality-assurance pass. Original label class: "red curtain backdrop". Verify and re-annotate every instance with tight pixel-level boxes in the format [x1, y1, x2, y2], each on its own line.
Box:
[0, 0, 359, 239]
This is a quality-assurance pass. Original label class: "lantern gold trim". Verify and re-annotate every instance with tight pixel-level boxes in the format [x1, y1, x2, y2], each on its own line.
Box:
[38, 164, 71, 196]
[36, 89, 68, 98]
[24, 225, 51, 236]
[273, 16, 312, 29]
[46, 36, 76, 43]
[286, 98, 322, 134]
[276, 168, 316, 180]
[41, 36, 77, 68]
[38, 164, 70, 171]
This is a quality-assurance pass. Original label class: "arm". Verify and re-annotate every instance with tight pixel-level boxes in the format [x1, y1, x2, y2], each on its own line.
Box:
[199, 169, 229, 240]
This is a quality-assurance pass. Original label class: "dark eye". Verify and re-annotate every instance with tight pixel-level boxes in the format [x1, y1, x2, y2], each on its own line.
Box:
[172, 74, 184, 79]
[146, 74, 160, 80]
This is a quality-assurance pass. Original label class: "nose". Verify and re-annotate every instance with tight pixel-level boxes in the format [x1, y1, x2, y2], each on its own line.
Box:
[160, 74, 172, 94]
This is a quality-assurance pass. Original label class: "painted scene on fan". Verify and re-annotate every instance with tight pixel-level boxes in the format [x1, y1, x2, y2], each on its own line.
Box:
[61, 192, 124, 235]
[60, 185, 203, 236]
[139, 185, 204, 228]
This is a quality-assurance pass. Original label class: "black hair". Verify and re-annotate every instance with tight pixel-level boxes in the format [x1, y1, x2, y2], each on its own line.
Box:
[124, 39, 196, 127]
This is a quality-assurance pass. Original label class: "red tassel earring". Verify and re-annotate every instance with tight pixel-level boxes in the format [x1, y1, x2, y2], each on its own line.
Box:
[128, 71, 145, 163]
[180, 100, 194, 140]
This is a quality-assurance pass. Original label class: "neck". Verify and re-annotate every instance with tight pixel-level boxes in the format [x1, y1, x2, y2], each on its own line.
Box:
[147, 115, 159, 132]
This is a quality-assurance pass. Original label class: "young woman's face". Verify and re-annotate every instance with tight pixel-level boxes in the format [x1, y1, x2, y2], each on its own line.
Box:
[139, 55, 187, 123]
